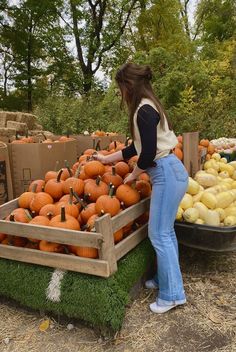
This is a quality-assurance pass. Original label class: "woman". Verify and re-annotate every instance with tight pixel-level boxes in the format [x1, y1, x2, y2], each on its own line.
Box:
[94, 63, 189, 314]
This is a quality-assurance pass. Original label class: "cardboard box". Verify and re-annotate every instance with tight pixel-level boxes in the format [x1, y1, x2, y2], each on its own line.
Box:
[0, 142, 13, 205]
[8, 140, 77, 197]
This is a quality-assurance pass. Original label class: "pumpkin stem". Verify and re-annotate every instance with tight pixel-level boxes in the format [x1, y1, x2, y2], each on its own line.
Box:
[96, 176, 101, 186]
[9, 214, 15, 222]
[54, 160, 59, 172]
[75, 166, 81, 178]
[114, 140, 117, 149]
[109, 185, 115, 197]
[73, 191, 87, 209]
[69, 187, 74, 205]
[99, 210, 105, 217]
[81, 224, 89, 231]
[41, 185, 45, 192]
[112, 166, 116, 176]
[64, 160, 73, 177]
[96, 139, 101, 151]
[31, 211, 36, 218]
[92, 138, 96, 149]
[83, 193, 91, 203]
[32, 183, 37, 193]
[57, 169, 63, 182]
[125, 137, 130, 146]
[61, 206, 66, 222]
[120, 201, 126, 210]
[47, 212, 53, 221]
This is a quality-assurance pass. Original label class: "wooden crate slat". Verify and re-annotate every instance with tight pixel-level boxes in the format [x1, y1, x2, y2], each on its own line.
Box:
[115, 223, 148, 261]
[0, 245, 110, 277]
[0, 198, 19, 220]
[95, 213, 117, 275]
[0, 221, 103, 248]
[111, 198, 150, 233]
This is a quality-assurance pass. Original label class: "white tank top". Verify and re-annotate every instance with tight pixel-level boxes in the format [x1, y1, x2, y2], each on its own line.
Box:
[133, 98, 178, 160]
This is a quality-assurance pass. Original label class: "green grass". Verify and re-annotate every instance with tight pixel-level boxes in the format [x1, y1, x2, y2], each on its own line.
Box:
[0, 239, 154, 332]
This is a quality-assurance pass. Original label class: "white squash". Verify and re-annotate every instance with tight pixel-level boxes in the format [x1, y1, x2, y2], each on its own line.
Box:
[224, 216, 236, 226]
[231, 181, 236, 189]
[195, 218, 205, 224]
[220, 157, 228, 164]
[193, 202, 208, 220]
[218, 162, 234, 176]
[195, 172, 218, 188]
[218, 171, 229, 178]
[224, 207, 236, 217]
[215, 208, 226, 221]
[180, 193, 193, 210]
[176, 206, 184, 220]
[216, 191, 234, 209]
[229, 161, 236, 169]
[193, 191, 204, 203]
[232, 170, 236, 180]
[183, 208, 199, 223]
[211, 153, 221, 161]
[205, 210, 220, 226]
[206, 168, 218, 177]
[204, 186, 219, 195]
[203, 160, 220, 171]
[187, 177, 200, 195]
[201, 192, 217, 209]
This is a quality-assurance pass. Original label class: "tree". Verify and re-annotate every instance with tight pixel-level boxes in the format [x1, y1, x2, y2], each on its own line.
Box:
[61, 0, 140, 94]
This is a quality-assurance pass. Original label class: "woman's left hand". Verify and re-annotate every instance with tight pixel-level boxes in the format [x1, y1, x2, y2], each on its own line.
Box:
[123, 173, 137, 184]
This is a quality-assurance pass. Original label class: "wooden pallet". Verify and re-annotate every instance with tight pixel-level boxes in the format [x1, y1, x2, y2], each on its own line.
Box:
[0, 197, 150, 277]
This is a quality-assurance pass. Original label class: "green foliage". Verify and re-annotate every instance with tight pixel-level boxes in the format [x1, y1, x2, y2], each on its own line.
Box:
[0, 239, 154, 332]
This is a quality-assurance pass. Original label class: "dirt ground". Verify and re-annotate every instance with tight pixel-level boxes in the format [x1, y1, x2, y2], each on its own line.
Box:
[0, 245, 235, 352]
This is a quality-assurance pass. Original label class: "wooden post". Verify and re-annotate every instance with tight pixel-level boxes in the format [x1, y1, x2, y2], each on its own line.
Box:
[95, 214, 118, 275]
[183, 132, 199, 177]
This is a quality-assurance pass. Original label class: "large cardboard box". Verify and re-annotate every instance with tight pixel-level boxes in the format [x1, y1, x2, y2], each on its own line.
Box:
[8, 140, 77, 197]
[0, 142, 13, 205]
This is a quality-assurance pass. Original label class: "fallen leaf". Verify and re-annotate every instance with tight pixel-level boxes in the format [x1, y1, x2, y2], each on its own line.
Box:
[208, 312, 222, 324]
[39, 319, 50, 332]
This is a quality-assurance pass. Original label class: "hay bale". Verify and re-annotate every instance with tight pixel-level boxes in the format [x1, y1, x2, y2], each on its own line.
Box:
[0, 127, 16, 137]
[0, 111, 18, 127]
[15, 113, 37, 130]
[6, 121, 28, 134]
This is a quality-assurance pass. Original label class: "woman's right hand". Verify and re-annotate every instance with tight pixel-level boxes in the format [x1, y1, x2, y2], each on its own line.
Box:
[92, 152, 107, 164]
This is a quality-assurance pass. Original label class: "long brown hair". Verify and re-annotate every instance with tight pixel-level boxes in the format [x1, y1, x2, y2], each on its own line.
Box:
[115, 62, 172, 138]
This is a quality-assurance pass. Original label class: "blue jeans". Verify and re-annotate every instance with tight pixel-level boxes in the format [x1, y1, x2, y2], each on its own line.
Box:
[147, 154, 188, 302]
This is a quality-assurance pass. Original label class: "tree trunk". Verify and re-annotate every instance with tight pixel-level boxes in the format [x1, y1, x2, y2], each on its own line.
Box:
[27, 17, 33, 112]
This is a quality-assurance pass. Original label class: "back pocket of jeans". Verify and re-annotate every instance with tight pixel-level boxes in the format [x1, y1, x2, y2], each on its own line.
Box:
[170, 161, 188, 182]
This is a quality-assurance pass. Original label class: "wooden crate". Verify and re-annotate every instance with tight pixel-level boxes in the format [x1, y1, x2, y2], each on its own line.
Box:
[0, 197, 150, 278]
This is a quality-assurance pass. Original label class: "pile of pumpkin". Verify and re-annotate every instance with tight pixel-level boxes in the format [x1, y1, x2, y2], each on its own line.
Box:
[176, 153, 236, 226]
[11, 135, 74, 144]
[0, 141, 151, 258]
[173, 136, 216, 162]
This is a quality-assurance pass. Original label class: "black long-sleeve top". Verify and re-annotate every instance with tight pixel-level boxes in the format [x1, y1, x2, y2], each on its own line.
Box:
[122, 104, 160, 169]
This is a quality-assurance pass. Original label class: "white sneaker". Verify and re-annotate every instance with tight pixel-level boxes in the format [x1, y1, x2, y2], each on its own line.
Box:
[150, 299, 186, 314]
[145, 279, 158, 289]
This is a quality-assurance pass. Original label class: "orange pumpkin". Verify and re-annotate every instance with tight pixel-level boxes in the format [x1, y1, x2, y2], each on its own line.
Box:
[69, 245, 98, 258]
[84, 160, 105, 178]
[62, 169, 84, 196]
[39, 240, 64, 253]
[28, 215, 50, 243]
[128, 155, 138, 171]
[102, 166, 123, 188]
[116, 184, 140, 207]
[29, 192, 54, 213]
[45, 161, 60, 183]
[80, 203, 97, 224]
[39, 203, 57, 217]
[44, 169, 65, 200]
[135, 180, 151, 198]
[114, 161, 129, 178]
[9, 208, 32, 223]
[207, 143, 215, 155]
[137, 173, 150, 182]
[114, 228, 123, 243]
[55, 188, 79, 218]
[200, 139, 209, 147]
[28, 179, 45, 192]
[50, 206, 80, 230]
[95, 186, 120, 216]
[84, 176, 109, 202]
[173, 147, 183, 160]
[18, 183, 37, 209]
